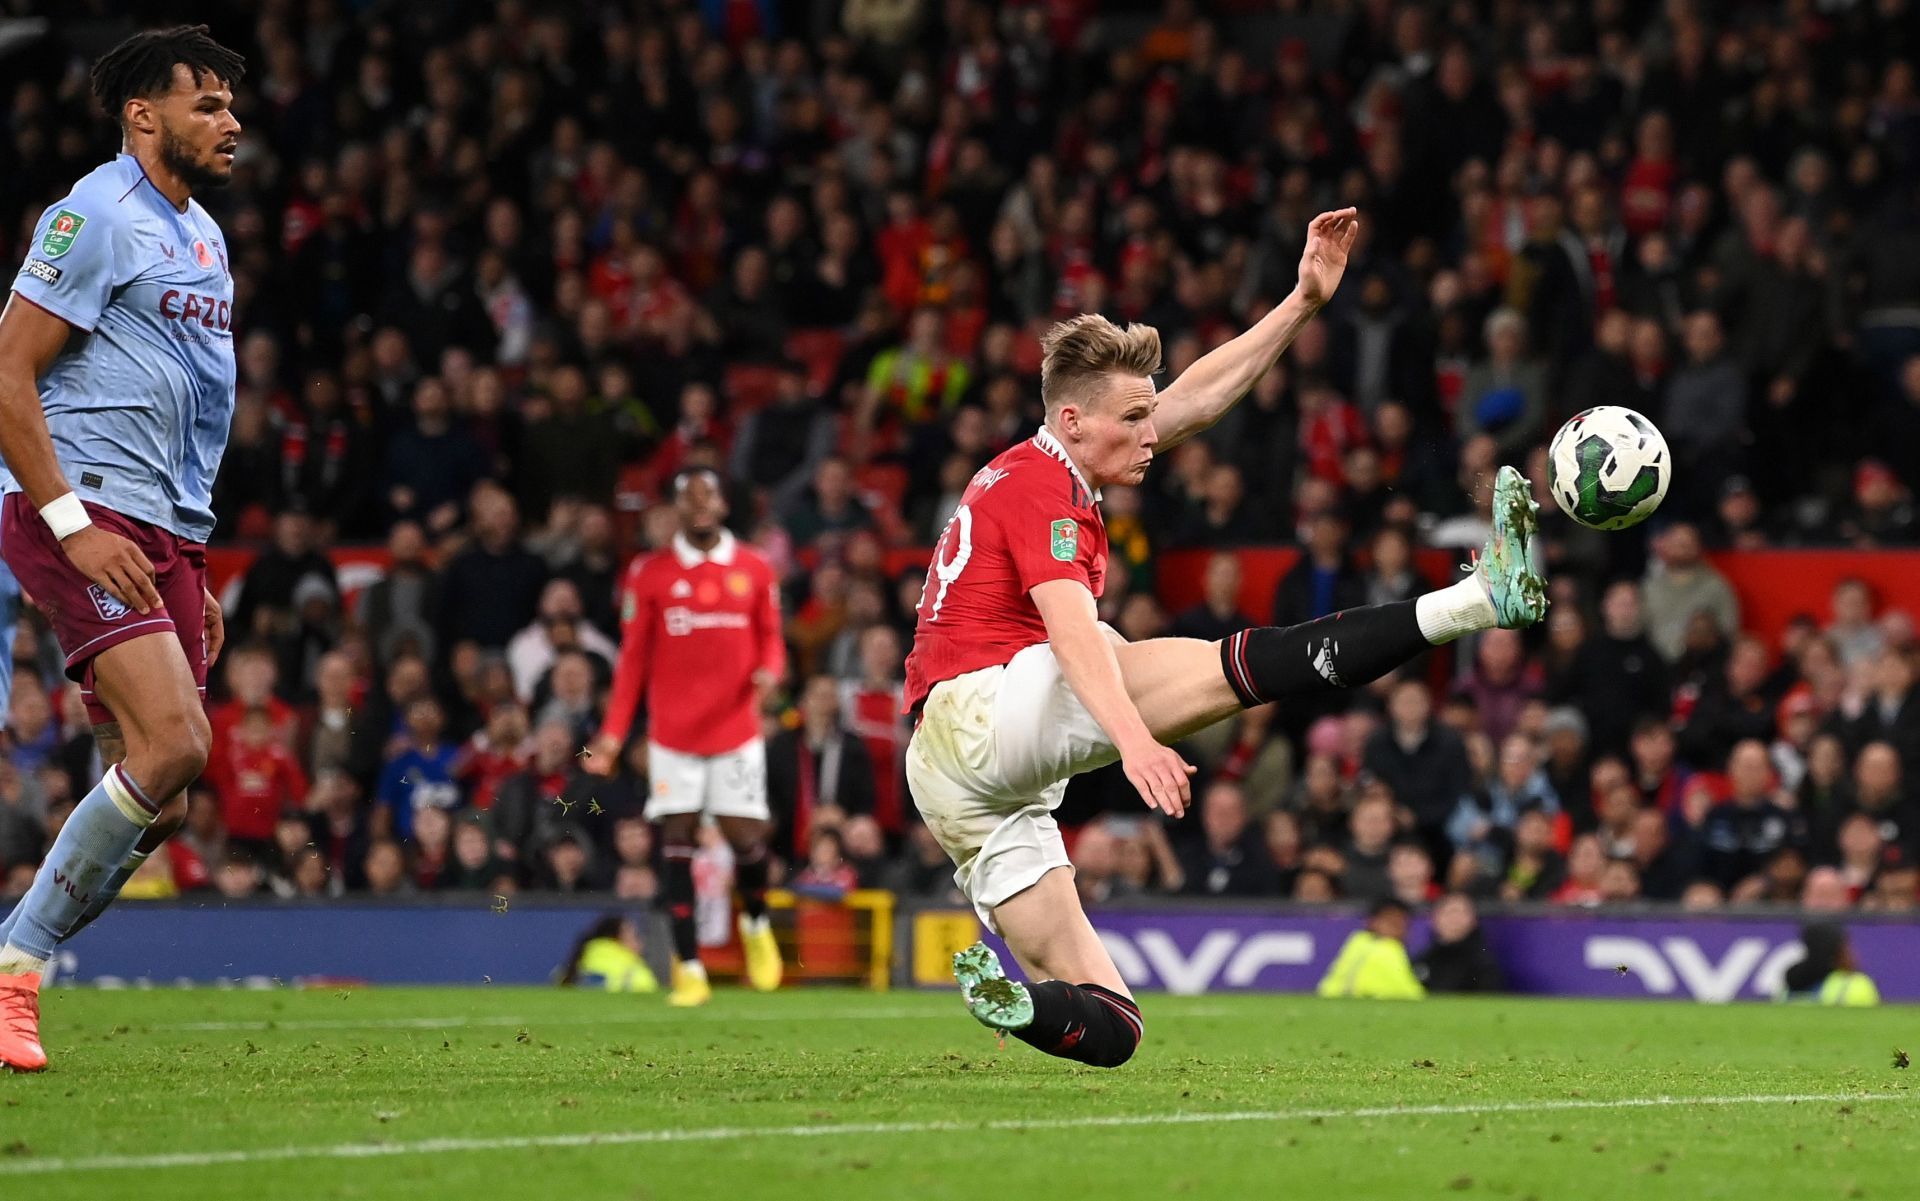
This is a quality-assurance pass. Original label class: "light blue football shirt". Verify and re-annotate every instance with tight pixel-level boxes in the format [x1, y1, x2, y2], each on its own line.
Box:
[5, 153, 237, 543]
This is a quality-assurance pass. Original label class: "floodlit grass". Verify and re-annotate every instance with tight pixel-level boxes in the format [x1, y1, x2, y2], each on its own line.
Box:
[1, 985, 1913, 1199]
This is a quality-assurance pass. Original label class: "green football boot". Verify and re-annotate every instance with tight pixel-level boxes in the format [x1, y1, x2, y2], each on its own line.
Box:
[953, 942, 1034, 1033]
[1480, 465, 1549, 628]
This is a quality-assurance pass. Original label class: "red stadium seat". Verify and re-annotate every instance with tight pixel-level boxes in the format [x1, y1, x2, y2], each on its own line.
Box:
[785, 328, 845, 396]
[722, 364, 783, 414]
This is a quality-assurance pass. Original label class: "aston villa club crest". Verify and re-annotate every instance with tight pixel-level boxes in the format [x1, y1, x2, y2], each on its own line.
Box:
[88, 583, 130, 622]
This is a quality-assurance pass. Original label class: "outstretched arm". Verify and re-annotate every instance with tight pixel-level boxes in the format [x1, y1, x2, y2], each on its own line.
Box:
[1153, 208, 1360, 450]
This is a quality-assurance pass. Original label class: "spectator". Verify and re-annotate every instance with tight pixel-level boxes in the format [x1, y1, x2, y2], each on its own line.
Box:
[1843, 742, 1917, 858]
[1455, 629, 1543, 747]
[767, 675, 877, 862]
[782, 457, 875, 550]
[358, 521, 443, 666]
[729, 364, 837, 513]
[1500, 806, 1567, 901]
[1339, 791, 1397, 903]
[558, 915, 659, 993]
[384, 378, 488, 534]
[438, 486, 550, 652]
[507, 580, 619, 702]
[792, 827, 860, 898]
[1363, 680, 1475, 858]
[518, 366, 621, 521]
[1450, 734, 1559, 874]
[450, 810, 511, 891]
[1777, 922, 1880, 1005]
[1271, 511, 1365, 627]
[362, 839, 413, 896]
[1178, 780, 1278, 898]
[213, 848, 265, 900]
[1554, 581, 1670, 758]
[839, 626, 909, 839]
[375, 699, 463, 841]
[208, 708, 309, 858]
[1317, 899, 1426, 1000]
[1641, 523, 1741, 663]
[230, 510, 339, 647]
[862, 308, 972, 427]
[1414, 893, 1504, 993]
[1552, 834, 1609, 906]
[1169, 553, 1254, 642]
[1845, 654, 1920, 783]
[1629, 808, 1698, 902]
[1702, 741, 1805, 894]
[1679, 636, 1777, 770]
[491, 720, 596, 863]
[1458, 308, 1548, 458]
[1662, 312, 1749, 513]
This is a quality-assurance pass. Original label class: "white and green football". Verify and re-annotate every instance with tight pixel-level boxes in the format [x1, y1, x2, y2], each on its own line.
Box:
[1546, 405, 1670, 530]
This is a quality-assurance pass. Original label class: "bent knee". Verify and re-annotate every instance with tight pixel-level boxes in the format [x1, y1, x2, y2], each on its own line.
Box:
[149, 794, 190, 841]
[130, 715, 212, 792]
[1087, 1035, 1140, 1069]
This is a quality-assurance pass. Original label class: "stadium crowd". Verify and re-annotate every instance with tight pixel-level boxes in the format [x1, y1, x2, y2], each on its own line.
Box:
[1, 0, 1919, 917]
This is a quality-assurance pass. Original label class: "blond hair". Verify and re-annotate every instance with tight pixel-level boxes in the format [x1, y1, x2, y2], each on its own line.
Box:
[1039, 314, 1162, 416]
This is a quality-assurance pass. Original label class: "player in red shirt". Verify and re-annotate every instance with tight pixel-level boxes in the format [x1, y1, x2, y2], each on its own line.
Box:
[909, 209, 1549, 1067]
[585, 470, 786, 1006]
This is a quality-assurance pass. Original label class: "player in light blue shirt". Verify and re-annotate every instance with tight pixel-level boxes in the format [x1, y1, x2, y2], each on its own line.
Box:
[0, 26, 244, 1072]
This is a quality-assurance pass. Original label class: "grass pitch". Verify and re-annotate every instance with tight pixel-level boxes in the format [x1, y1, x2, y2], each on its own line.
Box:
[0, 985, 1913, 1200]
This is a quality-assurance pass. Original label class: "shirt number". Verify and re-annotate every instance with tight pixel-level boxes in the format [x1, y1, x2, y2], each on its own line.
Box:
[919, 504, 973, 621]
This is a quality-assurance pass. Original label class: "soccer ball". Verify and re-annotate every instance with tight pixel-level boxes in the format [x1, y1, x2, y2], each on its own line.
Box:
[1546, 406, 1671, 530]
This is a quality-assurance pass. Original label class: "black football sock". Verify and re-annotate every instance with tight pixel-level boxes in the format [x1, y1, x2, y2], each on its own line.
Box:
[735, 844, 771, 921]
[663, 844, 699, 963]
[1220, 601, 1429, 708]
[1013, 981, 1143, 1068]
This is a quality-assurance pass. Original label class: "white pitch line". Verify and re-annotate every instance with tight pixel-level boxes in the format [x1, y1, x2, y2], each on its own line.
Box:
[144, 1004, 1238, 1033]
[149, 1009, 937, 1032]
[0, 1092, 1902, 1176]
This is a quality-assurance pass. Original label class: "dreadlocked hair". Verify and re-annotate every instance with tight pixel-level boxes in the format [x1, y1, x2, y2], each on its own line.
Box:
[90, 25, 246, 127]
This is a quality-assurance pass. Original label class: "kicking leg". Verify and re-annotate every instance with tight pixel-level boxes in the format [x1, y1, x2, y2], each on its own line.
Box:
[954, 867, 1143, 1068]
[1117, 465, 1546, 740]
[717, 813, 782, 991]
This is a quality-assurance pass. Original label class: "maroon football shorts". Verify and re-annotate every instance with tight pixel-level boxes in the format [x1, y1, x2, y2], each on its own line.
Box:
[1, 493, 209, 724]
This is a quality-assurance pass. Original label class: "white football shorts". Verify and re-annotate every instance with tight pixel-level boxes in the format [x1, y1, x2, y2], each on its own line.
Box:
[645, 737, 770, 822]
[906, 639, 1120, 931]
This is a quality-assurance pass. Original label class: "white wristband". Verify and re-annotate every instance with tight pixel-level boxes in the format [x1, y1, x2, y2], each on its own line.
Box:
[40, 491, 91, 540]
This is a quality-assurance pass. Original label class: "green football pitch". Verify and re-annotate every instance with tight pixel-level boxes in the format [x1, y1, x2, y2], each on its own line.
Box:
[0, 986, 1912, 1200]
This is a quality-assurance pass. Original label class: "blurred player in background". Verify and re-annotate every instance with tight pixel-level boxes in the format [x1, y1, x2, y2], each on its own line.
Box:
[585, 470, 786, 1006]
[909, 210, 1549, 1067]
[0, 26, 243, 1071]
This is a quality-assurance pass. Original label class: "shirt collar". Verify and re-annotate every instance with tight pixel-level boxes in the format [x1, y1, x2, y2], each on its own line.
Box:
[1031, 425, 1101, 502]
[672, 528, 736, 568]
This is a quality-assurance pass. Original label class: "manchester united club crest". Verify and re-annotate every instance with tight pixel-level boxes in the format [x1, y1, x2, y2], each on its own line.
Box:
[726, 571, 751, 597]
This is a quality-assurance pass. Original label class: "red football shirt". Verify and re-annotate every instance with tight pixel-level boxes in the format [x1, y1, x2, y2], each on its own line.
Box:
[904, 427, 1108, 710]
[210, 737, 309, 842]
[842, 680, 907, 834]
[600, 530, 785, 756]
